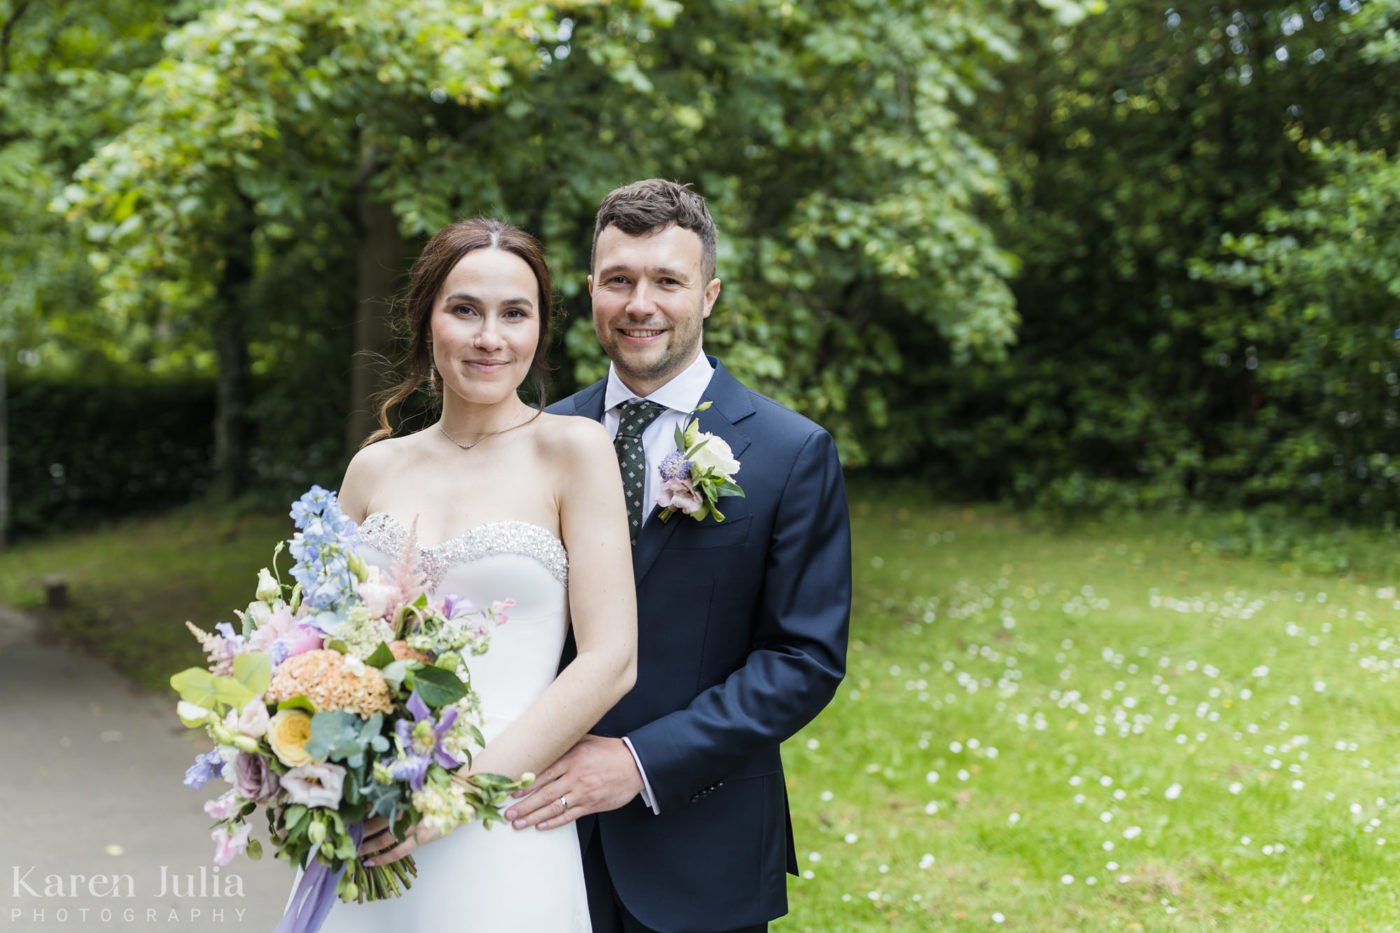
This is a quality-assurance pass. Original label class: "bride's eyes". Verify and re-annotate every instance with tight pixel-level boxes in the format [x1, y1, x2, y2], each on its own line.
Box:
[444, 303, 531, 320]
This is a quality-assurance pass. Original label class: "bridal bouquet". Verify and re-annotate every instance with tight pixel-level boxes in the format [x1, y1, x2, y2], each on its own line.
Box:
[171, 486, 531, 933]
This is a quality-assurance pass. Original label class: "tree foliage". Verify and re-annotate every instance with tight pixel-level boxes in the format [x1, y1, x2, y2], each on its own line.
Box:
[7, 0, 1400, 533]
[922, 0, 1400, 520]
[34, 0, 1021, 480]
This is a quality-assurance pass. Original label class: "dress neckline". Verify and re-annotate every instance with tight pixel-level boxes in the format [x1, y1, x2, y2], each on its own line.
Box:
[357, 512, 568, 588]
[360, 511, 564, 552]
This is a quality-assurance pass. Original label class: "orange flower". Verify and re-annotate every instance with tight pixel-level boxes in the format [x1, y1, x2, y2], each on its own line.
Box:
[265, 649, 393, 716]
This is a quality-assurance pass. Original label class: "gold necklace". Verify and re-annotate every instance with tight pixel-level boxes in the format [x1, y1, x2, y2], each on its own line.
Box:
[437, 411, 535, 449]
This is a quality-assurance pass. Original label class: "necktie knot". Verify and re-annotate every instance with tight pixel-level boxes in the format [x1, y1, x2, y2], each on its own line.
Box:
[616, 399, 666, 439]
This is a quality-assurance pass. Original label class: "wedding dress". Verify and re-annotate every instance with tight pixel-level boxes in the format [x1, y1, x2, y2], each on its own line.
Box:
[315, 513, 590, 932]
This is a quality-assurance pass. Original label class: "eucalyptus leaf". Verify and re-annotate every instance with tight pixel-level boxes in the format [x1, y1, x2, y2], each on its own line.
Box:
[307, 711, 371, 765]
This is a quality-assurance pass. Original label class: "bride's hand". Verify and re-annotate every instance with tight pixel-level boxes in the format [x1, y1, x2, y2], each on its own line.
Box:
[360, 816, 442, 867]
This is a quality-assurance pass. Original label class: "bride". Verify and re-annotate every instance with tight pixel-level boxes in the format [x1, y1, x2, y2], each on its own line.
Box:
[314, 217, 636, 931]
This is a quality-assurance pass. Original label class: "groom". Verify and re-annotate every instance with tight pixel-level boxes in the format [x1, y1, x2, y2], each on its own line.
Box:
[512, 179, 852, 932]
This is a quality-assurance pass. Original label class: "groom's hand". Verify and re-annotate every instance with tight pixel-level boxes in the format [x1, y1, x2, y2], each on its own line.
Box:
[505, 734, 643, 831]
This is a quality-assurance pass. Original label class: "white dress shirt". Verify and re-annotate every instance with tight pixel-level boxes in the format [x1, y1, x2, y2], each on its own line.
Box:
[602, 350, 715, 815]
[602, 352, 715, 534]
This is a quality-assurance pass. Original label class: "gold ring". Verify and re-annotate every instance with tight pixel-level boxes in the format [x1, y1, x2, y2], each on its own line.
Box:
[559, 796, 570, 812]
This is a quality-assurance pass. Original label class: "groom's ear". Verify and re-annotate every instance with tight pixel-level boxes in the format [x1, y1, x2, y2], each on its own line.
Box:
[587, 274, 595, 297]
[703, 278, 721, 318]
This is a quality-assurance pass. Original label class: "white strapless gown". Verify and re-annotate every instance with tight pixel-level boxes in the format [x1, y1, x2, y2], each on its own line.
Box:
[314, 514, 590, 933]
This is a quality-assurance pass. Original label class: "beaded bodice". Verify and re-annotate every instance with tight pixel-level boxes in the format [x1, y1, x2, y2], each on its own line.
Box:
[358, 513, 568, 590]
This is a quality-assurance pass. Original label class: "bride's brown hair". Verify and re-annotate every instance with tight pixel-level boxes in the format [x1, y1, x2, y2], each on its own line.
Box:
[365, 217, 557, 446]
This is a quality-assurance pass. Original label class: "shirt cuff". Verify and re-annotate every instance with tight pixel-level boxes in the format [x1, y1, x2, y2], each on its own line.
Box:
[621, 736, 661, 815]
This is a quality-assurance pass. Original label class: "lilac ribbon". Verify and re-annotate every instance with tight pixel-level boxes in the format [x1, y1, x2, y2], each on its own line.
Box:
[274, 822, 363, 933]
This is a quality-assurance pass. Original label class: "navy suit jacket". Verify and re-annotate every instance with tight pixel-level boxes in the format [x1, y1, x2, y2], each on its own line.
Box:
[547, 358, 851, 932]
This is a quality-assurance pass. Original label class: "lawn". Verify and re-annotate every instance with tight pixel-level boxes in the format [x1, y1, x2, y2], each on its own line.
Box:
[3, 490, 1398, 929]
[0, 501, 289, 690]
[782, 492, 1400, 931]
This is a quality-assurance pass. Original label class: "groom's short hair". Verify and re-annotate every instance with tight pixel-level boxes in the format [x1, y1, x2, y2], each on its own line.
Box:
[592, 179, 718, 283]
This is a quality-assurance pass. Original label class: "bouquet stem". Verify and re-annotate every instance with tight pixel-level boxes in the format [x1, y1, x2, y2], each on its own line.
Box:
[344, 855, 417, 903]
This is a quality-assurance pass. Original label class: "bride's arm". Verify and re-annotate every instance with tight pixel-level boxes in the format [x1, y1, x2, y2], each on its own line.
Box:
[463, 418, 637, 780]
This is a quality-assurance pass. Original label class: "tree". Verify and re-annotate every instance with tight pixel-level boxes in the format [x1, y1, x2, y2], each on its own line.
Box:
[378, 0, 1024, 464]
[61, 0, 675, 489]
[0, 0, 172, 543]
[923, 0, 1399, 516]
[57, 0, 1024, 483]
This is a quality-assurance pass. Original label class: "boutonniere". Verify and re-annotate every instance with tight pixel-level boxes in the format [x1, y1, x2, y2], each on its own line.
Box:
[656, 402, 746, 523]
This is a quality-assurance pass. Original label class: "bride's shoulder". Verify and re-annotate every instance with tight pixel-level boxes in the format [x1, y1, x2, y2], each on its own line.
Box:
[529, 411, 612, 460]
[347, 433, 418, 474]
[341, 434, 422, 513]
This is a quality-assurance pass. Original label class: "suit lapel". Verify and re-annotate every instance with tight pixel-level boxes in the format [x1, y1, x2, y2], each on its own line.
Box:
[631, 358, 754, 584]
[571, 380, 607, 422]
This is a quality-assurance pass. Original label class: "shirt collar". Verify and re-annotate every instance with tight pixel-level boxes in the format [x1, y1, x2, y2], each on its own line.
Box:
[604, 352, 714, 415]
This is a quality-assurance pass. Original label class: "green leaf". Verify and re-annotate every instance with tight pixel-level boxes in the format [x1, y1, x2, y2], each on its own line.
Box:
[233, 652, 272, 696]
[277, 694, 317, 713]
[213, 677, 256, 710]
[170, 668, 217, 706]
[284, 805, 308, 833]
[365, 642, 395, 669]
[171, 667, 254, 711]
[410, 665, 468, 708]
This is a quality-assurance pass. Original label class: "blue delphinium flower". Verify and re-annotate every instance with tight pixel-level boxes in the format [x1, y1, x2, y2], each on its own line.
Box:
[184, 749, 226, 789]
[288, 486, 360, 613]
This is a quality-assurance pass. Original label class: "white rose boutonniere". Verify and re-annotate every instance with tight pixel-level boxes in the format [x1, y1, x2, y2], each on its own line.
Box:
[656, 402, 746, 523]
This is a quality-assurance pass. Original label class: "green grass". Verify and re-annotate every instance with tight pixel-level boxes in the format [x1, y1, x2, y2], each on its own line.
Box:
[3, 490, 1399, 929]
[781, 492, 1400, 931]
[0, 500, 289, 690]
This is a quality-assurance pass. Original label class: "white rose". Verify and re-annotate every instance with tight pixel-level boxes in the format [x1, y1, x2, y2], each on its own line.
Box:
[687, 433, 740, 480]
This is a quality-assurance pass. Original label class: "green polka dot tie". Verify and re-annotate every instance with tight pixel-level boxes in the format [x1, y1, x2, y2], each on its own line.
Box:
[614, 399, 666, 544]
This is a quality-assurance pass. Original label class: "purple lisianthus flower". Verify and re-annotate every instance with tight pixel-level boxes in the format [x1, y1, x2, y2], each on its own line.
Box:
[658, 450, 692, 481]
[233, 751, 280, 802]
[439, 593, 475, 621]
[388, 691, 462, 791]
[183, 749, 227, 789]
